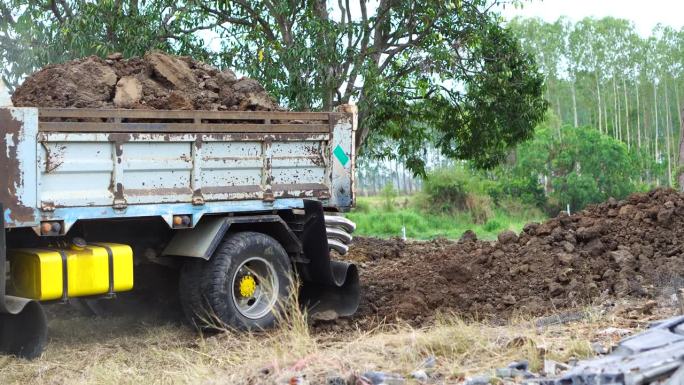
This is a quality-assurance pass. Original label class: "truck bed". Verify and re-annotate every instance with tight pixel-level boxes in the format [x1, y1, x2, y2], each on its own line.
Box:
[0, 106, 356, 232]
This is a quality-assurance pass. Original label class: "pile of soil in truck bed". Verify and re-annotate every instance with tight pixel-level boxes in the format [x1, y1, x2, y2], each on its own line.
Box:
[12, 52, 281, 111]
[350, 188, 684, 324]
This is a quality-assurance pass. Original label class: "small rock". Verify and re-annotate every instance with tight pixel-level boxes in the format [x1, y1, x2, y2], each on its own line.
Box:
[543, 359, 569, 376]
[558, 253, 574, 265]
[166, 90, 194, 110]
[523, 222, 539, 235]
[657, 208, 674, 225]
[361, 371, 405, 385]
[107, 52, 123, 60]
[287, 375, 309, 385]
[597, 327, 632, 337]
[618, 204, 634, 216]
[502, 294, 517, 305]
[410, 370, 428, 382]
[311, 310, 339, 322]
[420, 356, 437, 369]
[498, 230, 518, 245]
[113, 76, 143, 108]
[557, 268, 573, 283]
[585, 238, 606, 257]
[609, 248, 635, 264]
[548, 282, 564, 296]
[465, 376, 491, 385]
[496, 367, 534, 379]
[591, 342, 609, 355]
[459, 230, 478, 243]
[326, 375, 347, 385]
[562, 241, 575, 253]
[577, 226, 601, 241]
[508, 360, 529, 371]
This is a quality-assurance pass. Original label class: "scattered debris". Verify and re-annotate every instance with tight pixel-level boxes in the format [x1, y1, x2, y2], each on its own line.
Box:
[464, 375, 492, 385]
[419, 356, 437, 369]
[542, 360, 569, 377]
[409, 370, 428, 382]
[596, 327, 633, 337]
[360, 371, 405, 385]
[541, 315, 684, 384]
[534, 311, 587, 328]
[495, 360, 536, 380]
[590, 342, 609, 355]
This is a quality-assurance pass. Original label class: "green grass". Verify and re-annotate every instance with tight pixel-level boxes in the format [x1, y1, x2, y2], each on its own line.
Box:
[348, 195, 545, 240]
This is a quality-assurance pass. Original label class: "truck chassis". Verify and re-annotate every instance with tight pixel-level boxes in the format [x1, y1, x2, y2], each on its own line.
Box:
[0, 106, 359, 357]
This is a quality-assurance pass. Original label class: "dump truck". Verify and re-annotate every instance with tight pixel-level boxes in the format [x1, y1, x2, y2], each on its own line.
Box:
[0, 102, 359, 358]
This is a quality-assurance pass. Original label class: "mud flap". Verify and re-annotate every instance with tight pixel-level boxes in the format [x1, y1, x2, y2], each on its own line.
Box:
[0, 203, 48, 359]
[297, 200, 360, 318]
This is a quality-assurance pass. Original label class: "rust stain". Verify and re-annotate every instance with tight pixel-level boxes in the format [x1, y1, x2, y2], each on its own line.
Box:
[0, 110, 37, 224]
[107, 133, 132, 144]
[42, 142, 66, 173]
[114, 183, 125, 200]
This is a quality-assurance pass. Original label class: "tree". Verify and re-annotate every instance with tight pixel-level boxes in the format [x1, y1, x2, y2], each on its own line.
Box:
[509, 16, 684, 188]
[0, 0, 547, 174]
[500, 121, 653, 213]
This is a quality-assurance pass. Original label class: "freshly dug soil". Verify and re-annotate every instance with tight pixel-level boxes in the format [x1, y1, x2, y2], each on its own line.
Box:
[12, 52, 280, 111]
[351, 188, 684, 324]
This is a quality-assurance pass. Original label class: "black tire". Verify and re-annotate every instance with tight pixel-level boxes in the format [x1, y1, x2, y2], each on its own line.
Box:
[179, 231, 292, 331]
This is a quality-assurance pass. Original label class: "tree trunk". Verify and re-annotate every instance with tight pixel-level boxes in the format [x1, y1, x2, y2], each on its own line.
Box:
[623, 77, 630, 149]
[677, 106, 684, 191]
[556, 89, 562, 126]
[613, 77, 620, 141]
[654, 83, 659, 162]
[596, 73, 603, 134]
[603, 94, 609, 138]
[665, 81, 672, 186]
[572, 81, 578, 128]
[636, 82, 641, 149]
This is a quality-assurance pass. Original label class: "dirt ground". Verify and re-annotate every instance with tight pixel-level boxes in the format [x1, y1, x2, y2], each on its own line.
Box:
[3, 188, 684, 384]
[350, 188, 684, 326]
[1, 297, 672, 385]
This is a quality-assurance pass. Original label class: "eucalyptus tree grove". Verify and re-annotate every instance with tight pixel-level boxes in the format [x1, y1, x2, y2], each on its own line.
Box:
[0, 0, 547, 175]
[510, 17, 684, 186]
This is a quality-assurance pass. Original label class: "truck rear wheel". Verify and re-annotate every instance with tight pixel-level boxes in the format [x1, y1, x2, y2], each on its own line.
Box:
[179, 231, 292, 331]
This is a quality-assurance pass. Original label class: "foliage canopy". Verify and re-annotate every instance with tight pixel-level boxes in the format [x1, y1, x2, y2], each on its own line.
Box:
[0, 0, 547, 174]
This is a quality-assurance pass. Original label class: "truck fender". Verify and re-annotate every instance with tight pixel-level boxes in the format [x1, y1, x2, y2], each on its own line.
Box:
[161, 215, 302, 260]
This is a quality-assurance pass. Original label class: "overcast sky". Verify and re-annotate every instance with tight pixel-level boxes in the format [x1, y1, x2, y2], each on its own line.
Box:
[498, 0, 683, 36]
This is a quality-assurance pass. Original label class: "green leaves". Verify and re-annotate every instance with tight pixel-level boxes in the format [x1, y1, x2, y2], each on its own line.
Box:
[499, 122, 654, 213]
[2, 1, 547, 176]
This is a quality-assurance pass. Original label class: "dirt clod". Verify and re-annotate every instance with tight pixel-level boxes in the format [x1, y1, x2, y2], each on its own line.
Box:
[12, 52, 281, 111]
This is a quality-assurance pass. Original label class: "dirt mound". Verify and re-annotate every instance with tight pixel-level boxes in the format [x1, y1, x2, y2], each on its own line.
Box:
[352, 188, 684, 323]
[12, 52, 280, 111]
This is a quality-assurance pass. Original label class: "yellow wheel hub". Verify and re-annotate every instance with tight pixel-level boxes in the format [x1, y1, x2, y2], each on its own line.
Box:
[238, 275, 257, 298]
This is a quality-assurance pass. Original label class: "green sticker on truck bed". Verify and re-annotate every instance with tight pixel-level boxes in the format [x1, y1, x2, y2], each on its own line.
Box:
[333, 145, 350, 167]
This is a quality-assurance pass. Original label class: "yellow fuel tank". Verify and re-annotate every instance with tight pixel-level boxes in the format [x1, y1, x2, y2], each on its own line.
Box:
[7, 243, 134, 301]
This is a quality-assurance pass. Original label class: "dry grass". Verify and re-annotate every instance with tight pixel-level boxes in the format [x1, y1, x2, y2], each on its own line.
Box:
[0, 299, 657, 385]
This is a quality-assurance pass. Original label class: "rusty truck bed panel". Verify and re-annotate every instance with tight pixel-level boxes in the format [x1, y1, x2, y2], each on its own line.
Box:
[1, 107, 356, 232]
